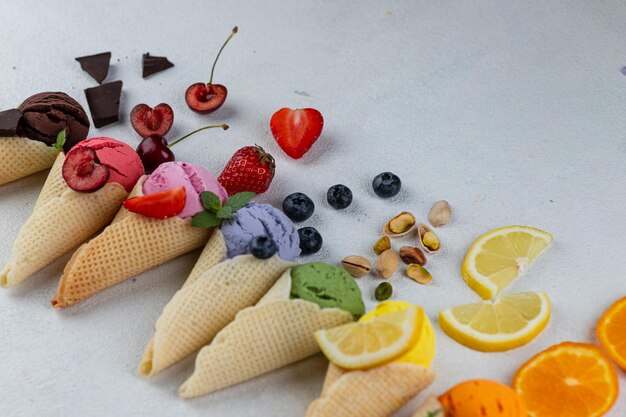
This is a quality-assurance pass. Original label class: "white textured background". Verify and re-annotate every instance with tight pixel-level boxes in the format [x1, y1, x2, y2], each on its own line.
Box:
[1, 0, 625, 416]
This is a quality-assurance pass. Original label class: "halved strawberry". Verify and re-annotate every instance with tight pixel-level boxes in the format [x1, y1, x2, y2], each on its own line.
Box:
[123, 186, 186, 219]
[270, 108, 324, 159]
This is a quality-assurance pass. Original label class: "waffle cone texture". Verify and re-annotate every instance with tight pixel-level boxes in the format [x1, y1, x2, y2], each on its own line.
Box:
[182, 229, 228, 288]
[1, 153, 128, 288]
[178, 270, 353, 398]
[306, 363, 435, 417]
[139, 255, 294, 377]
[51, 176, 209, 308]
[0, 136, 57, 185]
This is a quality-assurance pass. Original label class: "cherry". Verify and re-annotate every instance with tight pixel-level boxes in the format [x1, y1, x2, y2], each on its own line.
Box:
[136, 134, 174, 174]
[185, 27, 238, 114]
[136, 124, 229, 173]
[62, 146, 110, 192]
[130, 103, 174, 138]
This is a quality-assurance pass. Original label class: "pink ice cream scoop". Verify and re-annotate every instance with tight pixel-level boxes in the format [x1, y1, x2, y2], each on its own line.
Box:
[62, 137, 144, 193]
[142, 161, 228, 218]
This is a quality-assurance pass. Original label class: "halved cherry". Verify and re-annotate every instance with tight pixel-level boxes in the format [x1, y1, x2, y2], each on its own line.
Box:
[130, 103, 174, 137]
[185, 27, 237, 114]
[62, 146, 110, 192]
[123, 186, 186, 219]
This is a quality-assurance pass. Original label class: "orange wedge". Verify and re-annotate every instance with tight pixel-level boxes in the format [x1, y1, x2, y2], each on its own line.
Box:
[513, 342, 619, 417]
[597, 296, 626, 371]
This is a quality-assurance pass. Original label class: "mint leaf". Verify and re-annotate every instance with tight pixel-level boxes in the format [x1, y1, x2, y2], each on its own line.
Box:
[225, 192, 255, 212]
[201, 191, 222, 213]
[54, 129, 66, 152]
[216, 206, 233, 219]
[427, 411, 441, 417]
[192, 210, 222, 228]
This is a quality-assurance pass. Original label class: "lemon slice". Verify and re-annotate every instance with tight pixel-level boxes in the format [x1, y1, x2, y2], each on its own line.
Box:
[315, 306, 421, 369]
[439, 291, 550, 352]
[360, 301, 436, 368]
[462, 226, 552, 300]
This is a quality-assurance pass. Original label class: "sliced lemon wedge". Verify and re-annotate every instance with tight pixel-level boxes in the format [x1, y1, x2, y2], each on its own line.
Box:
[315, 306, 421, 369]
[439, 291, 551, 352]
[462, 226, 552, 300]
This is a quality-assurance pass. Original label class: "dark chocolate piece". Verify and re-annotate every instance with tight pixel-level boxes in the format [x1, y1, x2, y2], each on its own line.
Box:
[18, 92, 90, 152]
[75, 52, 112, 84]
[0, 109, 23, 136]
[84, 81, 123, 128]
[142, 53, 174, 78]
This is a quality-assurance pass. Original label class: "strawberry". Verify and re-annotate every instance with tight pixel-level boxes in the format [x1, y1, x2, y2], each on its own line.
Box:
[123, 187, 186, 219]
[218, 146, 275, 195]
[270, 108, 324, 159]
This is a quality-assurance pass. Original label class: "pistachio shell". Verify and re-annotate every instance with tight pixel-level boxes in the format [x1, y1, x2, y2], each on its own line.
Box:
[382, 211, 416, 237]
[375, 249, 399, 278]
[428, 200, 452, 227]
[417, 223, 440, 253]
[341, 255, 371, 278]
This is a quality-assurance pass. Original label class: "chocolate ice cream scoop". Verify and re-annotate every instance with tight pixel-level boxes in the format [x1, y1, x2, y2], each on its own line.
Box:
[17, 92, 90, 152]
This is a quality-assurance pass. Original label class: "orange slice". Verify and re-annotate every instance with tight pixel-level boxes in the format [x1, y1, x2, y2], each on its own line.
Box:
[513, 342, 619, 417]
[597, 296, 626, 371]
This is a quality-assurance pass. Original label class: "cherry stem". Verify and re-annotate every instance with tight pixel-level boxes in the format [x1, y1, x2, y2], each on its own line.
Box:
[168, 124, 229, 148]
[208, 26, 238, 85]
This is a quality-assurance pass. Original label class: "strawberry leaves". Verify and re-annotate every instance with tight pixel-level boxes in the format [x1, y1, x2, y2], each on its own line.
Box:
[192, 191, 255, 229]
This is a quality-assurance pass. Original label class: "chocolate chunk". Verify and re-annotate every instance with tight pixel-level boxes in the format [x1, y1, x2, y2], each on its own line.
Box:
[18, 92, 90, 152]
[0, 109, 23, 136]
[142, 53, 174, 78]
[75, 52, 112, 84]
[84, 81, 123, 128]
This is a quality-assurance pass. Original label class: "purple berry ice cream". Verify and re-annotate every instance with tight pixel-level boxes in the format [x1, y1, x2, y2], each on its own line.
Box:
[220, 203, 300, 260]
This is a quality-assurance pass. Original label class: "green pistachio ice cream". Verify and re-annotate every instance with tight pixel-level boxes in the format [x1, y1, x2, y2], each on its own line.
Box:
[290, 262, 365, 319]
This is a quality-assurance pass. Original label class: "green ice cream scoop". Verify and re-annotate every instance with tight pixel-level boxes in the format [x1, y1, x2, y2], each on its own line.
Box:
[290, 262, 365, 319]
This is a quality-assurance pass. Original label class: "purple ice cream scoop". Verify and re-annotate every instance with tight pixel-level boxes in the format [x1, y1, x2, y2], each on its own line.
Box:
[220, 203, 300, 261]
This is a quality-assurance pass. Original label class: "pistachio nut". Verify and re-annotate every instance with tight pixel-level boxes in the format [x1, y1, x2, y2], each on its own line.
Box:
[373, 235, 391, 255]
[341, 255, 371, 278]
[428, 200, 452, 227]
[375, 282, 393, 301]
[417, 223, 441, 253]
[375, 249, 399, 278]
[383, 211, 416, 237]
[399, 246, 427, 266]
[406, 264, 432, 285]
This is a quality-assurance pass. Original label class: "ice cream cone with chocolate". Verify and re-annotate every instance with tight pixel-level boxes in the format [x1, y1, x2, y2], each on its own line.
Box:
[51, 161, 230, 308]
[0, 92, 89, 185]
[139, 203, 300, 377]
[305, 302, 436, 417]
[1, 137, 143, 288]
[177, 263, 364, 398]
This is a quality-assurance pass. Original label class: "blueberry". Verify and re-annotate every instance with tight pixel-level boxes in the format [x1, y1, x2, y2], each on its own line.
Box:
[249, 236, 278, 259]
[326, 184, 353, 210]
[298, 227, 323, 255]
[372, 172, 401, 198]
[283, 192, 315, 222]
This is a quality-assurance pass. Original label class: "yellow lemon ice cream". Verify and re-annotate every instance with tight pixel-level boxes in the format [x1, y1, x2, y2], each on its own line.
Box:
[360, 300, 436, 368]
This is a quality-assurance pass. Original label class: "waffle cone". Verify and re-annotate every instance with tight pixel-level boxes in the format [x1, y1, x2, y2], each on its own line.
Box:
[179, 271, 352, 398]
[138, 256, 294, 377]
[182, 229, 227, 288]
[51, 177, 209, 308]
[306, 363, 435, 417]
[1, 153, 128, 288]
[0, 136, 57, 185]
